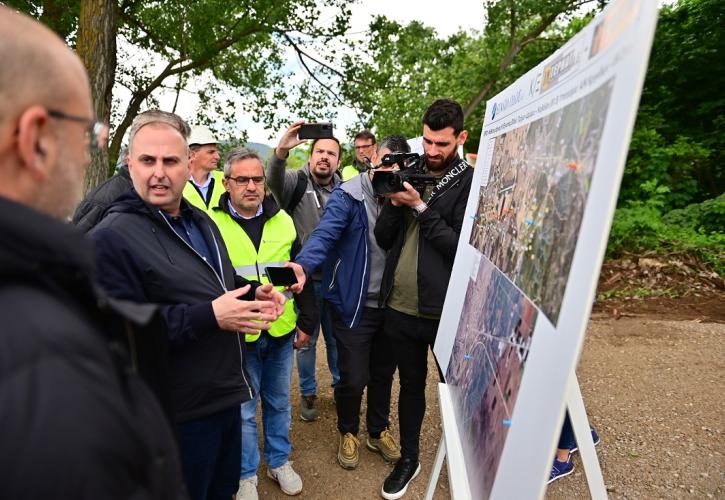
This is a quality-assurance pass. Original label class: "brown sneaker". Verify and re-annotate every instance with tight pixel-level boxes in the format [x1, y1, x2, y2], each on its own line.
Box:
[366, 429, 401, 463]
[299, 395, 318, 422]
[337, 432, 360, 469]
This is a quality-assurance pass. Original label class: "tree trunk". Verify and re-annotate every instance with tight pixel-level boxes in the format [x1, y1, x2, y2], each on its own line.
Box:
[76, 0, 117, 193]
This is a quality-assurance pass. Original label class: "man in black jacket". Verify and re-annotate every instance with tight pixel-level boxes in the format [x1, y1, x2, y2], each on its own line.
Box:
[71, 147, 134, 232]
[0, 8, 186, 499]
[90, 110, 298, 500]
[375, 99, 473, 499]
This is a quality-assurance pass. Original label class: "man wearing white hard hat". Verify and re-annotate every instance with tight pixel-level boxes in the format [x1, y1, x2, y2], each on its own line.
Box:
[183, 125, 225, 212]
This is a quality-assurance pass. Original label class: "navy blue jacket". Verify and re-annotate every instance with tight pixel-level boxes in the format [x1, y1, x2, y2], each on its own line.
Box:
[295, 174, 373, 328]
[90, 191, 257, 423]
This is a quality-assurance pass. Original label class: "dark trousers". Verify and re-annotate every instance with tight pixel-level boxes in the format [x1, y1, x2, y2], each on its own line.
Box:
[332, 306, 397, 436]
[177, 406, 241, 500]
[384, 307, 442, 461]
[558, 412, 576, 449]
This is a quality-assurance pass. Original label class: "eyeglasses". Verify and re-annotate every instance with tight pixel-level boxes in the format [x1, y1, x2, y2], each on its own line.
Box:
[226, 175, 265, 186]
[354, 143, 375, 151]
[48, 109, 108, 151]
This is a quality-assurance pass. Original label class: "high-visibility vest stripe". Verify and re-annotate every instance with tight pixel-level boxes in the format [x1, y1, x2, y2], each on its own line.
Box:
[211, 208, 297, 342]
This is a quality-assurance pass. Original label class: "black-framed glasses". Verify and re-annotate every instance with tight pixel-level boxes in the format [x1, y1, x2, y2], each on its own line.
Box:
[48, 109, 108, 151]
[226, 175, 265, 186]
[354, 143, 375, 151]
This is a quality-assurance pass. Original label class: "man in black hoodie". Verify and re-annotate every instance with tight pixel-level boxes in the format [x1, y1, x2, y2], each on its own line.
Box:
[71, 146, 132, 232]
[91, 110, 298, 500]
[0, 7, 186, 499]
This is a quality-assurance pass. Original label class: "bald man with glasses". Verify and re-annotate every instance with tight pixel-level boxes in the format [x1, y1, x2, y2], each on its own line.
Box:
[0, 7, 185, 499]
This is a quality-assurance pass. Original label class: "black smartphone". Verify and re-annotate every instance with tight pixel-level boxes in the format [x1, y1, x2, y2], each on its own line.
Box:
[298, 122, 334, 140]
[265, 266, 299, 287]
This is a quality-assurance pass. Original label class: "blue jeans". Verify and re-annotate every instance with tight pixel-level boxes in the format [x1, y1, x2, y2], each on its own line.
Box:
[240, 333, 294, 479]
[296, 281, 340, 395]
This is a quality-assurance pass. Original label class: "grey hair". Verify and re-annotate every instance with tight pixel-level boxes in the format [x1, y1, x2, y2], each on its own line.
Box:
[127, 110, 190, 154]
[223, 147, 263, 176]
[378, 135, 411, 154]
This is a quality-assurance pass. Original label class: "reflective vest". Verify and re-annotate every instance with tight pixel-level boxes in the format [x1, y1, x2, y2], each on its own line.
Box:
[184, 170, 226, 213]
[341, 165, 361, 181]
[211, 207, 297, 342]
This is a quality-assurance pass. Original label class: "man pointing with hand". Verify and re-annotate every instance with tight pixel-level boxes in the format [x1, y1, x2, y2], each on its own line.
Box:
[91, 110, 293, 500]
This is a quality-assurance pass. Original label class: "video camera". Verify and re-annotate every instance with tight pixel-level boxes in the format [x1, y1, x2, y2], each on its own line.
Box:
[371, 152, 436, 195]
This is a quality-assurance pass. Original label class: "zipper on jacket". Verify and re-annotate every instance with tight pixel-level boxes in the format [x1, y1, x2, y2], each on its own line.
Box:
[158, 211, 253, 400]
[349, 228, 368, 328]
[328, 259, 342, 292]
[158, 212, 226, 292]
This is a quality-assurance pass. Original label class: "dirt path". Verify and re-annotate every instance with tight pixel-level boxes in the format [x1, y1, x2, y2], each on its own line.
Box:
[251, 314, 724, 499]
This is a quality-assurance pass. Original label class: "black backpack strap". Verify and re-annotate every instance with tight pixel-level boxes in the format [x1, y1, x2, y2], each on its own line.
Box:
[286, 169, 308, 213]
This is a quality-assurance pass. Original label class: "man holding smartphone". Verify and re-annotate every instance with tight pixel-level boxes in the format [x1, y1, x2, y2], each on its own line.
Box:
[266, 121, 342, 422]
[294, 136, 411, 471]
[210, 147, 316, 499]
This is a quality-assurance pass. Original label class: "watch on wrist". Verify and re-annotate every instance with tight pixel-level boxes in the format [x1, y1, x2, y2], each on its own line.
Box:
[412, 202, 428, 217]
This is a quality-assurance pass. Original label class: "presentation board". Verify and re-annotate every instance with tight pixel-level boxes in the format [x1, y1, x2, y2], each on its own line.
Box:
[432, 0, 659, 498]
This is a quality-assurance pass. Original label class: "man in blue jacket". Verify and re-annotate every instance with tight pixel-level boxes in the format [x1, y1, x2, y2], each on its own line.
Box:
[295, 136, 410, 471]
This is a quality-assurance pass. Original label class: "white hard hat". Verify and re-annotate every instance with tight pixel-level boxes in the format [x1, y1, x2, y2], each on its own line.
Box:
[189, 125, 219, 146]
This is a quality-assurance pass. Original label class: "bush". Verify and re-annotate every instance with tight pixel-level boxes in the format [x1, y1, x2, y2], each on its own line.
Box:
[608, 182, 725, 275]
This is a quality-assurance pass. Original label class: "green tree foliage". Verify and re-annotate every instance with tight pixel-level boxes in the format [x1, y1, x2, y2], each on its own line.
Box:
[6, 0, 351, 185]
[608, 0, 724, 272]
[338, 1, 601, 146]
[622, 0, 724, 209]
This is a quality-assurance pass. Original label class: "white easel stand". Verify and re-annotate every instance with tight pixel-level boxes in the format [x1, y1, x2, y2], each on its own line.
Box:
[425, 383, 472, 500]
[425, 377, 607, 499]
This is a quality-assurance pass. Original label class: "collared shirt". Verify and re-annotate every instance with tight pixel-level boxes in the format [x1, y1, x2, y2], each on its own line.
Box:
[162, 203, 220, 276]
[228, 200, 263, 219]
[189, 173, 214, 205]
[228, 199, 265, 251]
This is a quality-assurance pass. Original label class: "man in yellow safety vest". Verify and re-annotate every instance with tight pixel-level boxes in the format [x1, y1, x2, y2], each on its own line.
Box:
[183, 125, 225, 212]
[210, 147, 317, 500]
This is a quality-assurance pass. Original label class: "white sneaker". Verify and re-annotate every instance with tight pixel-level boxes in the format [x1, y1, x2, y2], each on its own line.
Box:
[236, 476, 258, 500]
[267, 461, 303, 495]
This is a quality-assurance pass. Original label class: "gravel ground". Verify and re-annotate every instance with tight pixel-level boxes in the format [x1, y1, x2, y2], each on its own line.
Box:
[249, 315, 724, 499]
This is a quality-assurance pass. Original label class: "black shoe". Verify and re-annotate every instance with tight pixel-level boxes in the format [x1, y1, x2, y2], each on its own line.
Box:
[381, 457, 421, 499]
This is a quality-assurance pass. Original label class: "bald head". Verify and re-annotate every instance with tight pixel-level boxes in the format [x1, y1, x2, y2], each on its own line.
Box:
[0, 7, 89, 127]
[0, 7, 93, 219]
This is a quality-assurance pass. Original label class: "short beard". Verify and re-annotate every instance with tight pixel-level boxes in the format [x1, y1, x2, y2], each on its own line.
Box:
[426, 152, 457, 175]
[311, 166, 333, 185]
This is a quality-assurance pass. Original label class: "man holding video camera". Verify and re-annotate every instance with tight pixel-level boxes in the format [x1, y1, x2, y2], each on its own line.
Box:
[375, 99, 473, 499]
[209, 147, 316, 499]
[266, 121, 342, 422]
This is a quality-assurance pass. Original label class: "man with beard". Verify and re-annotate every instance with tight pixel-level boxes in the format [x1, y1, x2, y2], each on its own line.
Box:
[266, 121, 341, 422]
[0, 8, 185, 498]
[374, 99, 473, 499]
[341, 129, 376, 181]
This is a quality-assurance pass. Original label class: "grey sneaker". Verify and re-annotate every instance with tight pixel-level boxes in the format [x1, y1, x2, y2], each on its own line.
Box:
[338, 432, 360, 469]
[299, 395, 319, 422]
[267, 461, 303, 495]
[366, 429, 401, 463]
[236, 476, 258, 500]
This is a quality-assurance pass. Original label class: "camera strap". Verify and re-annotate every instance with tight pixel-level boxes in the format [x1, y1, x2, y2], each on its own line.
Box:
[427, 158, 470, 204]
